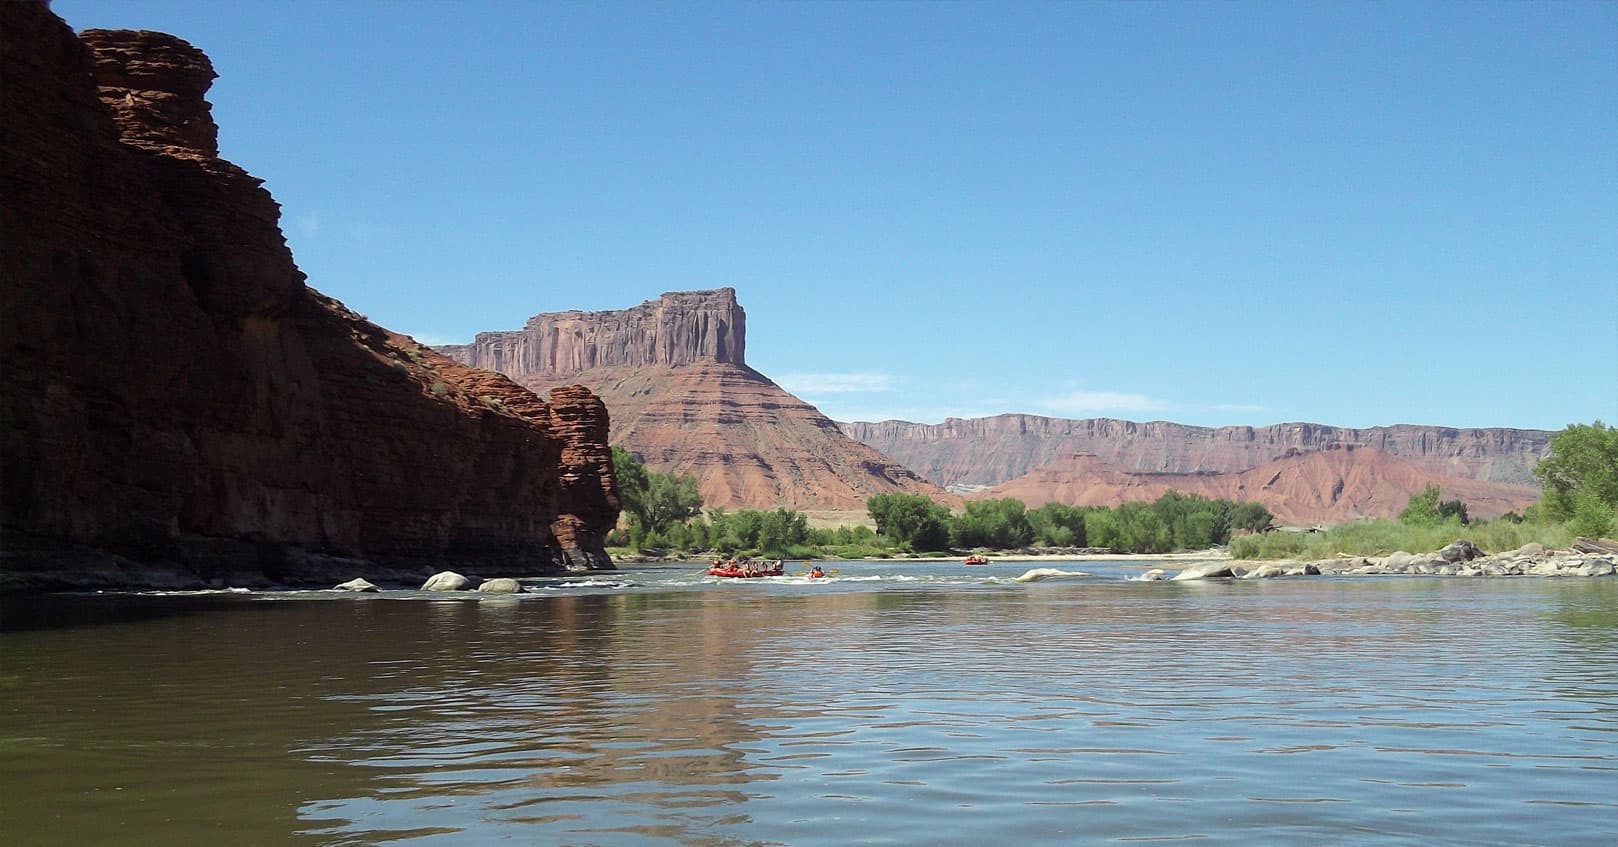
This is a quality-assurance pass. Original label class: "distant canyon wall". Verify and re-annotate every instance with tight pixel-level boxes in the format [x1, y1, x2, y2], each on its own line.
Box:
[439, 288, 746, 382]
[842, 415, 1552, 490]
[1, 3, 618, 589]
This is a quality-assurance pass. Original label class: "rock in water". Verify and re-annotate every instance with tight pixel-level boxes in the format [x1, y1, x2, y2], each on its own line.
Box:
[1171, 562, 1238, 580]
[476, 578, 523, 593]
[421, 571, 469, 591]
[1013, 567, 1093, 582]
[333, 578, 379, 592]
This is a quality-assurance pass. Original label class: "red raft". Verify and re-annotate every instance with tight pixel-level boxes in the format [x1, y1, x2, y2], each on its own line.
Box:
[707, 561, 786, 578]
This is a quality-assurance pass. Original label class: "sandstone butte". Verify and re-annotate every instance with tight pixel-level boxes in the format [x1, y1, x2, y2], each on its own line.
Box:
[843, 416, 1550, 524]
[0, 2, 620, 591]
[438, 289, 951, 511]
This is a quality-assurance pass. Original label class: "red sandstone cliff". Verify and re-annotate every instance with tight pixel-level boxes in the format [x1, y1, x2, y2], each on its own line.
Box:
[0, 3, 619, 589]
[975, 445, 1541, 525]
[440, 290, 947, 510]
[842, 415, 1552, 490]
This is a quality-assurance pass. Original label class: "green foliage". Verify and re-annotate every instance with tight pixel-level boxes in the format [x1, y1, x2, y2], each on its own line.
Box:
[1399, 483, 1443, 526]
[611, 446, 703, 546]
[951, 498, 1034, 549]
[1227, 517, 1574, 560]
[1228, 501, 1276, 534]
[644, 472, 703, 534]
[1535, 422, 1618, 522]
[428, 381, 448, 396]
[1071, 492, 1261, 554]
[866, 493, 953, 552]
[1568, 491, 1617, 539]
[1026, 502, 1089, 547]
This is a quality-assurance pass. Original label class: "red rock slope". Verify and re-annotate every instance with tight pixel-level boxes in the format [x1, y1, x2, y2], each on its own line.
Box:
[439, 289, 947, 510]
[0, 3, 618, 589]
[976, 445, 1541, 525]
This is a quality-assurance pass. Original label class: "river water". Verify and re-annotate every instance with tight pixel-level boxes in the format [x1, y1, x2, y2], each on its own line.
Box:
[2, 559, 1615, 846]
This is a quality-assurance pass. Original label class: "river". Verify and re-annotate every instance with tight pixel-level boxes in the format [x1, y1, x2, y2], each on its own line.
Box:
[2, 558, 1615, 846]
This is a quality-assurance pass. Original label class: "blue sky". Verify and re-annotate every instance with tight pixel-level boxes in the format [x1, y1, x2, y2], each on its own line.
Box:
[54, 0, 1616, 431]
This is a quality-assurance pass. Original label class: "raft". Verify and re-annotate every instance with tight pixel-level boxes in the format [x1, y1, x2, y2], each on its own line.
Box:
[707, 563, 785, 578]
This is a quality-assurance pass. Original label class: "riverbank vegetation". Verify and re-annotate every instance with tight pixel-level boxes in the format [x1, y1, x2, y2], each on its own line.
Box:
[607, 422, 1615, 561]
[1230, 422, 1613, 559]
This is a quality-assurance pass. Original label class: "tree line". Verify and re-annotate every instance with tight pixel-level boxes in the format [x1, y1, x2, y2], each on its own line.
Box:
[610, 421, 1617, 559]
[610, 447, 1275, 557]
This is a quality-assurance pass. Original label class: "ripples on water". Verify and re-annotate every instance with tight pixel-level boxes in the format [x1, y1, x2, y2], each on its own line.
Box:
[2, 561, 1615, 846]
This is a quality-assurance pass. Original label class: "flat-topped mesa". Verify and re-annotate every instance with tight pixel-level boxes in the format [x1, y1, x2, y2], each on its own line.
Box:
[440, 288, 746, 381]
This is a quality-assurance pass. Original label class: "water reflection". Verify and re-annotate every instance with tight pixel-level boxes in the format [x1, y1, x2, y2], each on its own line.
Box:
[3, 573, 1617, 846]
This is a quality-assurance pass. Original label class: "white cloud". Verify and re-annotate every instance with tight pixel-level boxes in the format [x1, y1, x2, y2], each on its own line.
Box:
[775, 372, 892, 394]
[1039, 390, 1171, 415]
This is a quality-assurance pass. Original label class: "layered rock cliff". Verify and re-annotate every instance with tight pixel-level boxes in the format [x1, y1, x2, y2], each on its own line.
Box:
[842, 415, 1552, 489]
[0, 3, 618, 589]
[438, 288, 746, 377]
[440, 291, 947, 510]
[975, 445, 1541, 525]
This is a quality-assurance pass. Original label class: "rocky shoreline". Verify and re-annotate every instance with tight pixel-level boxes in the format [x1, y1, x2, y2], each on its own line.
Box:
[1158, 537, 1618, 581]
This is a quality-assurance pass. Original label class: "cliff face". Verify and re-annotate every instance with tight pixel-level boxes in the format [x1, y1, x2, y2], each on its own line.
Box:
[978, 446, 1542, 525]
[0, 3, 618, 589]
[842, 415, 1553, 490]
[440, 291, 947, 511]
[439, 288, 747, 379]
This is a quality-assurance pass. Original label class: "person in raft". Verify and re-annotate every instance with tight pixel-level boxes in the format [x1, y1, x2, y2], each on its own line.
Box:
[809, 566, 825, 579]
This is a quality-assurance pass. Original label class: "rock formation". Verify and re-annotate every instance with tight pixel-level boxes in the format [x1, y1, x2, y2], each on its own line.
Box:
[438, 288, 746, 377]
[0, 2, 618, 590]
[842, 415, 1552, 490]
[976, 445, 1541, 524]
[440, 290, 947, 510]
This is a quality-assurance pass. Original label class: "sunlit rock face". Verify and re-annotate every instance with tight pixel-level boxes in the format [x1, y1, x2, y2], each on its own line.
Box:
[441, 290, 949, 511]
[974, 445, 1541, 525]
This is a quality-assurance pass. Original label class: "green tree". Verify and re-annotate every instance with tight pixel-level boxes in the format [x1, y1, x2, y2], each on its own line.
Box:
[1399, 483, 1444, 527]
[643, 472, 703, 534]
[867, 493, 952, 552]
[950, 498, 1034, 549]
[1569, 491, 1617, 539]
[611, 446, 649, 529]
[1228, 501, 1275, 534]
[1535, 422, 1618, 522]
[1028, 502, 1089, 547]
[610, 446, 703, 544]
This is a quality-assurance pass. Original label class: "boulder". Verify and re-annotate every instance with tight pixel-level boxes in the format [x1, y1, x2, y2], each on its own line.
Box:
[476, 577, 524, 593]
[1013, 567, 1092, 582]
[1512, 542, 1545, 558]
[1137, 568, 1169, 581]
[1439, 540, 1483, 563]
[421, 571, 469, 591]
[1241, 564, 1289, 579]
[1171, 562, 1238, 580]
[333, 577, 379, 592]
